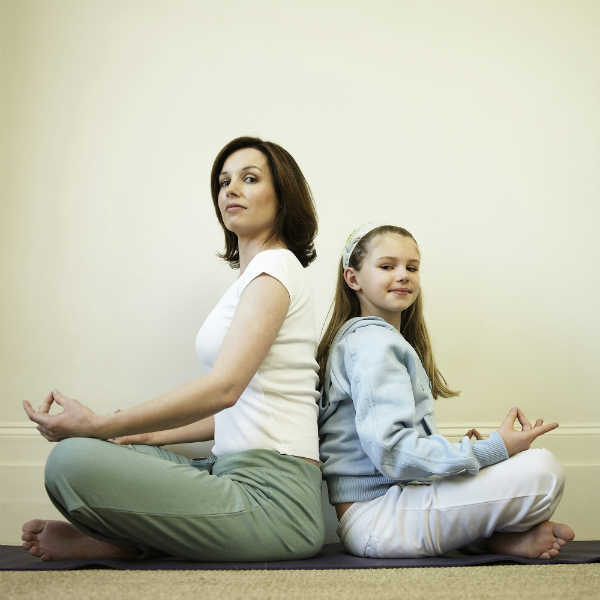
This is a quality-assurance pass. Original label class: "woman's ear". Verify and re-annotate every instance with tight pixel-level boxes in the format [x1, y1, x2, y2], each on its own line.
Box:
[343, 267, 361, 292]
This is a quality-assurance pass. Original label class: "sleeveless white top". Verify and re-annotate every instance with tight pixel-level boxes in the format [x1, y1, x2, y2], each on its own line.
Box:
[195, 249, 320, 460]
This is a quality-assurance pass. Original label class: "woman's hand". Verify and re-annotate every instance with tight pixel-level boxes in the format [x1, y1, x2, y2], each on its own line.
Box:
[110, 432, 157, 445]
[107, 409, 156, 445]
[111, 417, 215, 446]
[23, 390, 99, 442]
[498, 407, 558, 457]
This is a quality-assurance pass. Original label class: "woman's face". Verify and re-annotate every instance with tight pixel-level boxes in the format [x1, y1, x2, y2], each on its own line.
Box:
[217, 147, 278, 242]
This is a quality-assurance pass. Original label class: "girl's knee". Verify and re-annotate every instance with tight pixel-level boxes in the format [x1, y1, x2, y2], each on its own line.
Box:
[518, 448, 563, 476]
[514, 448, 565, 497]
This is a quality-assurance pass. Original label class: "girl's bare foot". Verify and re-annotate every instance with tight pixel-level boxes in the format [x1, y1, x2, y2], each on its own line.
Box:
[488, 521, 575, 559]
[21, 519, 137, 561]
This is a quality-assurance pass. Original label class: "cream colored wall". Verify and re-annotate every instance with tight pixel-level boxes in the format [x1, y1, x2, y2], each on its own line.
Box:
[2, 0, 599, 544]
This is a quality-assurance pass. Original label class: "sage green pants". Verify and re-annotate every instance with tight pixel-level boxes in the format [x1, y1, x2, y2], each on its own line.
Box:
[44, 437, 325, 561]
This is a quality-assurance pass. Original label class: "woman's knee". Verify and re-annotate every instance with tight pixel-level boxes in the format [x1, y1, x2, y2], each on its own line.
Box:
[45, 437, 106, 489]
[303, 517, 327, 558]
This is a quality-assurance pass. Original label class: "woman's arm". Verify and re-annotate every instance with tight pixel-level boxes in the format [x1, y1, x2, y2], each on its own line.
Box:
[111, 416, 215, 446]
[24, 274, 290, 441]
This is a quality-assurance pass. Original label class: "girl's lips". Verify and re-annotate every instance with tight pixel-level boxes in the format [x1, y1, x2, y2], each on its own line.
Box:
[226, 204, 245, 212]
[390, 289, 411, 295]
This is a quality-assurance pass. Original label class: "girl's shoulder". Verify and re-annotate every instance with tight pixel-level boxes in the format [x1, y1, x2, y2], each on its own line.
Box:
[336, 316, 404, 343]
[323, 317, 416, 395]
[331, 317, 412, 359]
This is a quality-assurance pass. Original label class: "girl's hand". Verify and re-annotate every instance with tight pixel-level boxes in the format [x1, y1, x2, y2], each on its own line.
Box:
[23, 390, 99, 442]
[464, 428, 484, 440]
[498, 407, 558, 457]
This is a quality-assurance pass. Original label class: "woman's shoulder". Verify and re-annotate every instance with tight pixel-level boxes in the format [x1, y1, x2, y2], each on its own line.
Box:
[249, 247, 300, 266]
[243, 248, 303, 279]
[239, 248, 307, 302]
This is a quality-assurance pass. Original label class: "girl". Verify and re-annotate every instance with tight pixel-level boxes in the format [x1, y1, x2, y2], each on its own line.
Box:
[22, 136, 325, 562]
[317, 223, 574, 559]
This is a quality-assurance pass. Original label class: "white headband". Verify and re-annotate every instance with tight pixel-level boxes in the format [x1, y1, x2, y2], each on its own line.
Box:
[342, 222, 389, 269]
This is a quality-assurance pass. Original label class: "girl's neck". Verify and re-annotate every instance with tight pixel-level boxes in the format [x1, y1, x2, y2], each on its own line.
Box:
[367, 312, 401, 331]
[238, 235, 286, 274]
[359, 301, 402, 331]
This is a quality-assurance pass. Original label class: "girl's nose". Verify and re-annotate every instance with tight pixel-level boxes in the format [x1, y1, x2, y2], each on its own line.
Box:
[395, 268, 409, 281]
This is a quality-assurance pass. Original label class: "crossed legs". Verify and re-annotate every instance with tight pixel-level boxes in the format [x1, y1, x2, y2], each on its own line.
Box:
[337, 448, 574, 558]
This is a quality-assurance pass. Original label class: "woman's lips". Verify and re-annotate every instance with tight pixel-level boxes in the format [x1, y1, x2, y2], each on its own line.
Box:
[226, 204, 245, 212]
[390, 289, 411, 295]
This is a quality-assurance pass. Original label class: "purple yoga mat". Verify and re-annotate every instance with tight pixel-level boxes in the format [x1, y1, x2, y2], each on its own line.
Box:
[1, 542, 599, 571]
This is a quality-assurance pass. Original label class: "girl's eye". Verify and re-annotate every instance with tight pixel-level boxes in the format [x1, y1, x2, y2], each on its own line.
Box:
[244, 175, 257, 183]
[380, 265, 393, 270]
[219, 179, 230, 188]
[408, 266, 419, 272]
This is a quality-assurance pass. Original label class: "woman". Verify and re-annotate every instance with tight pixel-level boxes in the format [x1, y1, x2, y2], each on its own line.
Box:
[22, 136, 325, 561]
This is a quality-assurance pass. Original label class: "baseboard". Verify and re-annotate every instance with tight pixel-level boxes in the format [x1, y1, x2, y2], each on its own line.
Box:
[2, 422, 599, 544]
[439, 422, 600, 465]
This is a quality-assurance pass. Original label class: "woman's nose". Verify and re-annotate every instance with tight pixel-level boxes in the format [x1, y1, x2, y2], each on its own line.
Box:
[226, 180, 240, 196]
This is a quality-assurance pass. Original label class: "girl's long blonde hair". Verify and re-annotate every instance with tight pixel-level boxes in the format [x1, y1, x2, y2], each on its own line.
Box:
[316, 225, 459, 399]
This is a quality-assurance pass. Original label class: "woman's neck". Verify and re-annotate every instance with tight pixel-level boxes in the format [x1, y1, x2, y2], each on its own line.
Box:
[238, 235, 286, 274]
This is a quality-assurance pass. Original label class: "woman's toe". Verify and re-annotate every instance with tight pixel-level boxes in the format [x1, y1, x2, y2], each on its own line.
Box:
[22, 519, 44, 534]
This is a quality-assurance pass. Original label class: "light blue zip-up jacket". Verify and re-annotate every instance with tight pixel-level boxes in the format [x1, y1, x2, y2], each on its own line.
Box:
[318, 317, 509, 503]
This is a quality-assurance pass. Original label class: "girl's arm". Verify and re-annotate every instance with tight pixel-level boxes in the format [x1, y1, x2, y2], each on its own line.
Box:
[346, 325, 509, 481]
[24, 274, 289, 441]
[111, 416, 215, 446]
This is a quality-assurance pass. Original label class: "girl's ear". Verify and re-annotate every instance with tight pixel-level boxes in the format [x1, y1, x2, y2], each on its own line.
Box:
[344, 267, 361, 292]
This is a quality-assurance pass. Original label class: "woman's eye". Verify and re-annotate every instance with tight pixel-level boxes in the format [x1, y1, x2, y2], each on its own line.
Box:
[219, 179, 230, 188]
[244, 175, 257, 183]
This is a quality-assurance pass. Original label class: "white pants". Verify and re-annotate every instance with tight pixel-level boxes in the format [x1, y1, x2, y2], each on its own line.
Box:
[337, 448, 565, 557]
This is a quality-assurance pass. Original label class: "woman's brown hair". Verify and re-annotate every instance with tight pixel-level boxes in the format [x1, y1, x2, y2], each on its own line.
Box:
[316, 225, 459, 399]
[210, 136, 317, 268]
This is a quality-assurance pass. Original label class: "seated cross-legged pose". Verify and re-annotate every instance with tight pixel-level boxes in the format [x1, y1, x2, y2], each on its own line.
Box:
[22, 136, 325, 562]
[317, 223, 574, 559]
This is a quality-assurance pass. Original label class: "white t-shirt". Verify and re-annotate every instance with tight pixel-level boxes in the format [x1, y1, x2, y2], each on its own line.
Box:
[195, 249, 320, 461]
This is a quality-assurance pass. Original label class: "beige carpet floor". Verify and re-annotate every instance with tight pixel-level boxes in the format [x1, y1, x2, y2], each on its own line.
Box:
[2, 564, 599, 600]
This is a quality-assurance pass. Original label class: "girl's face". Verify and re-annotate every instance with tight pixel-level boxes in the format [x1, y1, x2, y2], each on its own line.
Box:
[345, 232, 421, 328]
[217, 147, 279, 242]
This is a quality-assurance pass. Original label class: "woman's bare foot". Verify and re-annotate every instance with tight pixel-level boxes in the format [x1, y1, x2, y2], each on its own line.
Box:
[488, 521, 575, 559]
[21, 519, 137, 561]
